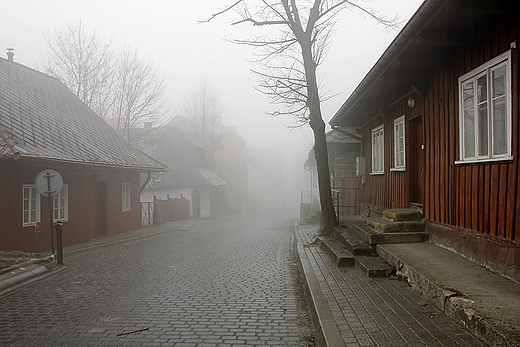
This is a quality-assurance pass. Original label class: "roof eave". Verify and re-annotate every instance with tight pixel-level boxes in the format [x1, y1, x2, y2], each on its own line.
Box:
[329, 0, 449, 127]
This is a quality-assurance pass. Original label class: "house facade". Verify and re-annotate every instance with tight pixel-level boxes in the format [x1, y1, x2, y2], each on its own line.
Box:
[0, 56, 165, 252]
[138, 118, 226, 219]
[329, 0, 520, 281]
[214, 126, 253, 215]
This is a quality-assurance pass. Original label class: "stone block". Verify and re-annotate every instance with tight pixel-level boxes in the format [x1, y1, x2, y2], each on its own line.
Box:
[383, 209, 422, 221]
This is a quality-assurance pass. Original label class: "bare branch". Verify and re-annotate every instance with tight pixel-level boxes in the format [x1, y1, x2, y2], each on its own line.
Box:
[198, 0, 243, 23]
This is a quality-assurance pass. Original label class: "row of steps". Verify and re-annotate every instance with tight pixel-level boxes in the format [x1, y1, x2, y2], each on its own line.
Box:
[318, 229, 393, 278]
[319, 209, 428, 278]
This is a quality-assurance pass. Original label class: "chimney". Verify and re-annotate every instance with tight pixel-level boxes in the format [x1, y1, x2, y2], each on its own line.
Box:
[6, 48, 14, 61]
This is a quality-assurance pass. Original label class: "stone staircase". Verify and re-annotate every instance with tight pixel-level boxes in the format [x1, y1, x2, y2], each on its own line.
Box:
[318, 209, 428, 278]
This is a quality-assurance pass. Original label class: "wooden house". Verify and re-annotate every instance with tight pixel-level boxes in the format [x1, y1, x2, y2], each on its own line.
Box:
[0, 56, 165, 252]
[329, 0, 520, 281]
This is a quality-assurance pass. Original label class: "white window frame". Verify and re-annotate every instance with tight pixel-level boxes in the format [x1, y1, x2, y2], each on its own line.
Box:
[53, 184, 68, 222]
[392, 115, 406, 171]
[457, 50, 513, 164]
[371, 125, 384, 174]
[23, 184, 40, 227]
[122, 183, 131, 212]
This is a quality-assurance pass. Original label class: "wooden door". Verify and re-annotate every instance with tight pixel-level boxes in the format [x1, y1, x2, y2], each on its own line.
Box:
[408, 115, 425, 205]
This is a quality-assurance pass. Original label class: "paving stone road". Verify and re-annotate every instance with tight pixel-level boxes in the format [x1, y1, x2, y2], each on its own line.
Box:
[0, 216, 315, 347]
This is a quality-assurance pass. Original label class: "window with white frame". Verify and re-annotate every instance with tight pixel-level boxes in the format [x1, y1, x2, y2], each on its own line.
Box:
[53, 184, 68, 222]
[371, 125, 384, 174]
[23, 185, 40, 226]
[122, 183, 131, 212]
[458, 50, 512, 162]
[393, 115, 406, 170]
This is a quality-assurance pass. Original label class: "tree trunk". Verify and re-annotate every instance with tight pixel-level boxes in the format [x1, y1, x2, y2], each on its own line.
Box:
[311, 116, 338, 235]
[300, 40, 338, 235]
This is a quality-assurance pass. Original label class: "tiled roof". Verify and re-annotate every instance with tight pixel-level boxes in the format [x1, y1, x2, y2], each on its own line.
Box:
[0, 58, 165, 170]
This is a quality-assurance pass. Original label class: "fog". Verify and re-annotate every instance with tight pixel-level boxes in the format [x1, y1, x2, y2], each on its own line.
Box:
[0, 0, 423, 217]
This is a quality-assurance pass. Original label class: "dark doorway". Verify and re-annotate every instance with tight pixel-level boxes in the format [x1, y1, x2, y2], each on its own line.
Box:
[408, 115, 425, 206]
[96, 181, 108, 235]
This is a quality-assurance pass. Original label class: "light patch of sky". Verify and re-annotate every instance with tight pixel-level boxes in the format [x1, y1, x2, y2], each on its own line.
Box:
[1, 0, 424, 215]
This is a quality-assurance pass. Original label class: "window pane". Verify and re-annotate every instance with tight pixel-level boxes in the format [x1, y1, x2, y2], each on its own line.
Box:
[477, 76, 487, 103]
[478, 103, 488, 156]
[493, 97, 507, 155]
[30, 210, 36, 223]
[24, 211, 29, 224]
[24, 188, 29, 199]
[464, 108, 475, 158]
[493, 66, 506, 97]
[463, 81, 474, 109]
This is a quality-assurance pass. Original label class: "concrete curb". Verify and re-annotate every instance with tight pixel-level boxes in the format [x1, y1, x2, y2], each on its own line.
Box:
[377, 244, 519, 347]
[0, 263, 50, 291]
[294, 234, 346, 347]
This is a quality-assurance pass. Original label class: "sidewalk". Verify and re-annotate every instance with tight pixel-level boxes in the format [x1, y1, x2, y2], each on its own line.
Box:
[294, 222, 520, 347]
[0, 219, 196, 292]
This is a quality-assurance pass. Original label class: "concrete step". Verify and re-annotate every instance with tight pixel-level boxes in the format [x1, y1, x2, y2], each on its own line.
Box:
[382, 208, 423, 222]
[352, 224, 429, 245]
[355, 256, 394, 278]
[367, 217, 425, 233]
[334, 227, 375, 256]
[318, 236, 355, 267]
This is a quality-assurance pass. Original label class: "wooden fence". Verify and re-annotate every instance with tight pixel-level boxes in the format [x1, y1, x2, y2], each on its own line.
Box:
[141, 197, 190, 227]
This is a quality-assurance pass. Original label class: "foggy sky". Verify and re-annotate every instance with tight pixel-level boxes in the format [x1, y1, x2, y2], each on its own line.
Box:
[0, 0, 423, 216]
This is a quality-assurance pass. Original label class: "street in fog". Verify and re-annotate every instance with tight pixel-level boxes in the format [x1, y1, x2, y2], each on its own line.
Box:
[0, 217, 315, 347]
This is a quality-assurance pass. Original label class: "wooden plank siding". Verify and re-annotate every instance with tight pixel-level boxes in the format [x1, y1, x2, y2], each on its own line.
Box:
[360, 15, 519, 248]
[361, 97, 423, 210]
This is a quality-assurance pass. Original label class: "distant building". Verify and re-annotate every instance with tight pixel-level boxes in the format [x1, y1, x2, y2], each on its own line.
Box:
[0, 56, 165, 252]
[247, 146, 286, 216]
[139, 119, 225, 219]
[214, 126, 253, 215]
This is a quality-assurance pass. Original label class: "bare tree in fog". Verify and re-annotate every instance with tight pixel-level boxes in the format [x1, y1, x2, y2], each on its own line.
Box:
[202, 0, 399, 235]
[42, 22, 169, 142]
[111, 46, 169, 141]
[182, 81, 223, 148]
[42, 21, 114, 120]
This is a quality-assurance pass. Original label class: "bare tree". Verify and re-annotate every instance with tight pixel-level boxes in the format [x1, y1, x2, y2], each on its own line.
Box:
[110, 46, 169, 141]
[42, 21, 115, 120]
[202, 0, 399, 235]
[42, 22, 169, 142]
[182, 81, 223, 148]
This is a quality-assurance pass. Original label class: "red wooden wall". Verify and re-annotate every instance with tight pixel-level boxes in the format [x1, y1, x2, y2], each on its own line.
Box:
[360, 96, 424, 210]
[0, 158, 143, 252]
[422, 19, 519, 247]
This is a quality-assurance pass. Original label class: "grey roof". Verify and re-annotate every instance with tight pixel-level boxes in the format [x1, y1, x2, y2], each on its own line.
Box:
[0, 57, 165, 170]
[195, 168, 226, 187]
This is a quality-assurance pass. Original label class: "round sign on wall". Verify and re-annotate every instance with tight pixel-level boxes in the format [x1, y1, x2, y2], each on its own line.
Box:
[35, 169, 63, 197]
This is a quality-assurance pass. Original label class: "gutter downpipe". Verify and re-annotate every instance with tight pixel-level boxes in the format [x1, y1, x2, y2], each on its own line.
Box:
[140, 172, 152, 193]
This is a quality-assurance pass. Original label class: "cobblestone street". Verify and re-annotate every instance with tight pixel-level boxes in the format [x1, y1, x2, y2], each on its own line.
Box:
[0, 217, 315, 347]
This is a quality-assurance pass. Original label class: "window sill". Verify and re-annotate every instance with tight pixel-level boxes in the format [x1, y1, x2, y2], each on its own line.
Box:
[370, 172, 385, 176]
[455, 156, 514, 165]
[390, 167, 406, 172]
